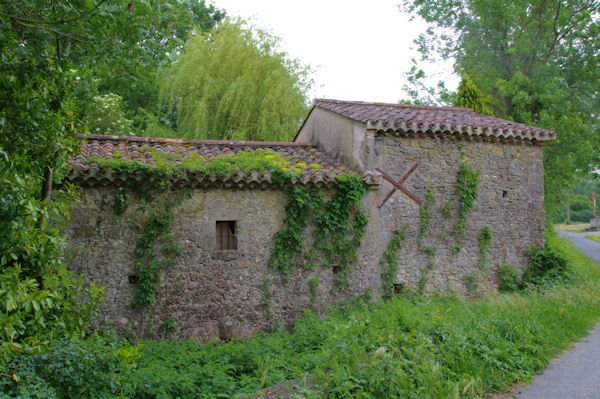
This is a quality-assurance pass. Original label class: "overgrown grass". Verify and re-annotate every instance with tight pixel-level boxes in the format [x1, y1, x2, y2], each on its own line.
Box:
[3, 232, 600, 398]
[585, 234, 600, 243]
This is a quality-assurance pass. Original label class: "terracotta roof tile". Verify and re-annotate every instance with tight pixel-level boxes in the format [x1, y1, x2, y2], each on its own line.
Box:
[67, 135, 375, 188]
[314, 99, 557, 143]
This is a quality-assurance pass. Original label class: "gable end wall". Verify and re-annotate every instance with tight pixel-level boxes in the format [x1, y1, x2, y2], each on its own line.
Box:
[296, 108, 371, 172]
[371, 135, 546, 293]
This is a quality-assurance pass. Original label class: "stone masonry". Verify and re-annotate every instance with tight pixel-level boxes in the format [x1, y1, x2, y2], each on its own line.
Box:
[65, 99, 555, 341]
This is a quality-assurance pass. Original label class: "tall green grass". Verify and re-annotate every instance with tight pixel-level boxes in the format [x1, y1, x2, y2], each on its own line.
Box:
[3, 232, 600, 398]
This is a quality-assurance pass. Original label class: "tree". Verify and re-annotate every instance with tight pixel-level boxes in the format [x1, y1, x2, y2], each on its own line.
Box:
[157, 20, 313, 142]
[0, 0, 224, 133]
[455, 74, 492, 116]
[0, 0, 224, 359]
[0, 27, 103, 360]
[400, 0, 600, 219]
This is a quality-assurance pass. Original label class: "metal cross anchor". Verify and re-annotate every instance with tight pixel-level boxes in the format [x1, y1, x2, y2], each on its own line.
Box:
[375, 163, 422, 208]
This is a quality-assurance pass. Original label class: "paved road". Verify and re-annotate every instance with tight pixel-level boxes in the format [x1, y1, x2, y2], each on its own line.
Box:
[512, 231, 600, 399]
[557, 230, 600, 262]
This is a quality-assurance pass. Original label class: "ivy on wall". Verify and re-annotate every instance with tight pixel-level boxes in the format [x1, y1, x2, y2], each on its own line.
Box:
[478, 226, 492, 270]
[131, 196, 184, 307]
[380, 228, 406, 299]
[418, 189, 436, 291]
[452, 155, 480, 252]
[418, 189, 435, 243]
[89, 148, 369, 308]
[269, 174, 369, 289]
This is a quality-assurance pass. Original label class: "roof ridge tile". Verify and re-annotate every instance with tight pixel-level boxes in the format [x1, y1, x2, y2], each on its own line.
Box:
[314, 98, 557, 142]
[79, 134, 314, 147]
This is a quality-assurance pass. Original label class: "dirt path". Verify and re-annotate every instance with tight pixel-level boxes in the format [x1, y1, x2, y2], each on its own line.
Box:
[510, 231, 600, 399]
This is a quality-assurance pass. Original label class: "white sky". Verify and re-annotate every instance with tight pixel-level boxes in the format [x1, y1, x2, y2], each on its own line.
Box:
[210, 0, 458, 104]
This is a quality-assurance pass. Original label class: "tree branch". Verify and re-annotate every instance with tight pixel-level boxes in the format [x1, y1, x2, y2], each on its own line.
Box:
[0, 0, 109, 25]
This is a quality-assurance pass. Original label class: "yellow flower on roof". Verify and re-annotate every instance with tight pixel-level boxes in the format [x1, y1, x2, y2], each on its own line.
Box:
[296, 162, 307, 169]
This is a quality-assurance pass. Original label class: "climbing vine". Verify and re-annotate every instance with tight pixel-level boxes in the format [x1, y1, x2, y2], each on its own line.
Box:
[418, 188, 435, 242]
[130, 195, 184, 307]
[478, 226, 492, 270]
[417, 189, 436, 291]
[379, 228, 406, 299]
[269, 174, 368, 289]
[308, 277, 319, 304]
[452, 155, 480, 250]
[91, 147, 369, 307]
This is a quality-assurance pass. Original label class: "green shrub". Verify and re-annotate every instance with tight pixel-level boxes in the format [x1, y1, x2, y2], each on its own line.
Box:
[497, 265, 520, 292]
[4, 233, 600, 398]
[0, 266, 102, 362]
[0, 336, 137, 398]
[522, 245, 570, 286]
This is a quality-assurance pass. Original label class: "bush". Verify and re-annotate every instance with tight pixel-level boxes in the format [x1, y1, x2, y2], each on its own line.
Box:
[0, 266, 103, 362]
[497, 265, 520, 293]
[0, 336, 137, 399]
[4, 233, 599, 398]
[522, 245, 570, 287]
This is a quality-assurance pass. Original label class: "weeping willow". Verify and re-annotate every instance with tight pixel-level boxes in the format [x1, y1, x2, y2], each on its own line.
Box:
[158, 20, 313, 142]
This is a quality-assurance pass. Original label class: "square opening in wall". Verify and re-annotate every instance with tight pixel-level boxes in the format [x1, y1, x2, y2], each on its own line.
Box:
[216, 221, 237, 250]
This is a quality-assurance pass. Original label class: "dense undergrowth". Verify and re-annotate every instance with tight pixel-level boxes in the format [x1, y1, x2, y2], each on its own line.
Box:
[3, 231, 600, 398]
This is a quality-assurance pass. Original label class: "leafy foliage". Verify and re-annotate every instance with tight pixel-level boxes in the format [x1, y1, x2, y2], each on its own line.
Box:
[88, 147, 314, 184]
[0, 266, 102, 362]
[418, 188, 435, 242]
[4, 232, 600, 398]
[380, 229, 407, 298]
[1, 0, 224, 132]
[0, 336, 138, 398]
[157, 20, 313, 141]
[86, 94, 134, 136]
[497, 265, 520, 293]
[269, 175, 368, 287]
[0, 22, 104, 361]
[0, 36, 78, 282]
[400, 0, 600, 218]
[455, 74, 492, 116]
[522, 245, 570, 286]
[452, 156, 480, 248]
[478, 226, 492, 269]
[131, 198, 182, 307]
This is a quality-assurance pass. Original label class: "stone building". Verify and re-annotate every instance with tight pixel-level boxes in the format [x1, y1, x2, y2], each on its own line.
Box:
[65, 99, 556, 341]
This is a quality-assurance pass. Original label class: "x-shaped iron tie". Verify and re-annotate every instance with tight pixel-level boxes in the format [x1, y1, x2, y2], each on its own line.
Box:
[375, 163, 422, 208]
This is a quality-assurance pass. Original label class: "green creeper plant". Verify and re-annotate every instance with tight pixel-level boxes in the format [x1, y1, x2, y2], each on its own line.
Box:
[400, 0, 600, 220]
[478, 226, 492, 269]
[269, 174, 369, 288]
[379, 228, 407, 299]
[418, 188, 435, 242]
[452, 156, 480, 249]
[131, 198, 183, 308]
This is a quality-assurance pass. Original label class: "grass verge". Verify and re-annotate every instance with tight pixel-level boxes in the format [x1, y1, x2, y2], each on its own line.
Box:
[554, 223, 591, 233]
[585, 234, 600, 243]
[3, 232, 600, 398]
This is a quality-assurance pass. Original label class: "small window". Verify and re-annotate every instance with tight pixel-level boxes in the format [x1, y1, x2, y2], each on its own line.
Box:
[216, 221, 237, 250]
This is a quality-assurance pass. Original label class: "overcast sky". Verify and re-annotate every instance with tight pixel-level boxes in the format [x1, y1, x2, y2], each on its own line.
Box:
[210, 0, 458, 104]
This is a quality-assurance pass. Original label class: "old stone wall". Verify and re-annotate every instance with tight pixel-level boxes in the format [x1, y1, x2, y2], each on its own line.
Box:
[370, 135, 546, 294]
[66, 127, 546, 341]
[65, 186, 383, 342]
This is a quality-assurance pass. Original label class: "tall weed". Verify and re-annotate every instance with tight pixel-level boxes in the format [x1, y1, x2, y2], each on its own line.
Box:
[3, 232, 600, 398]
